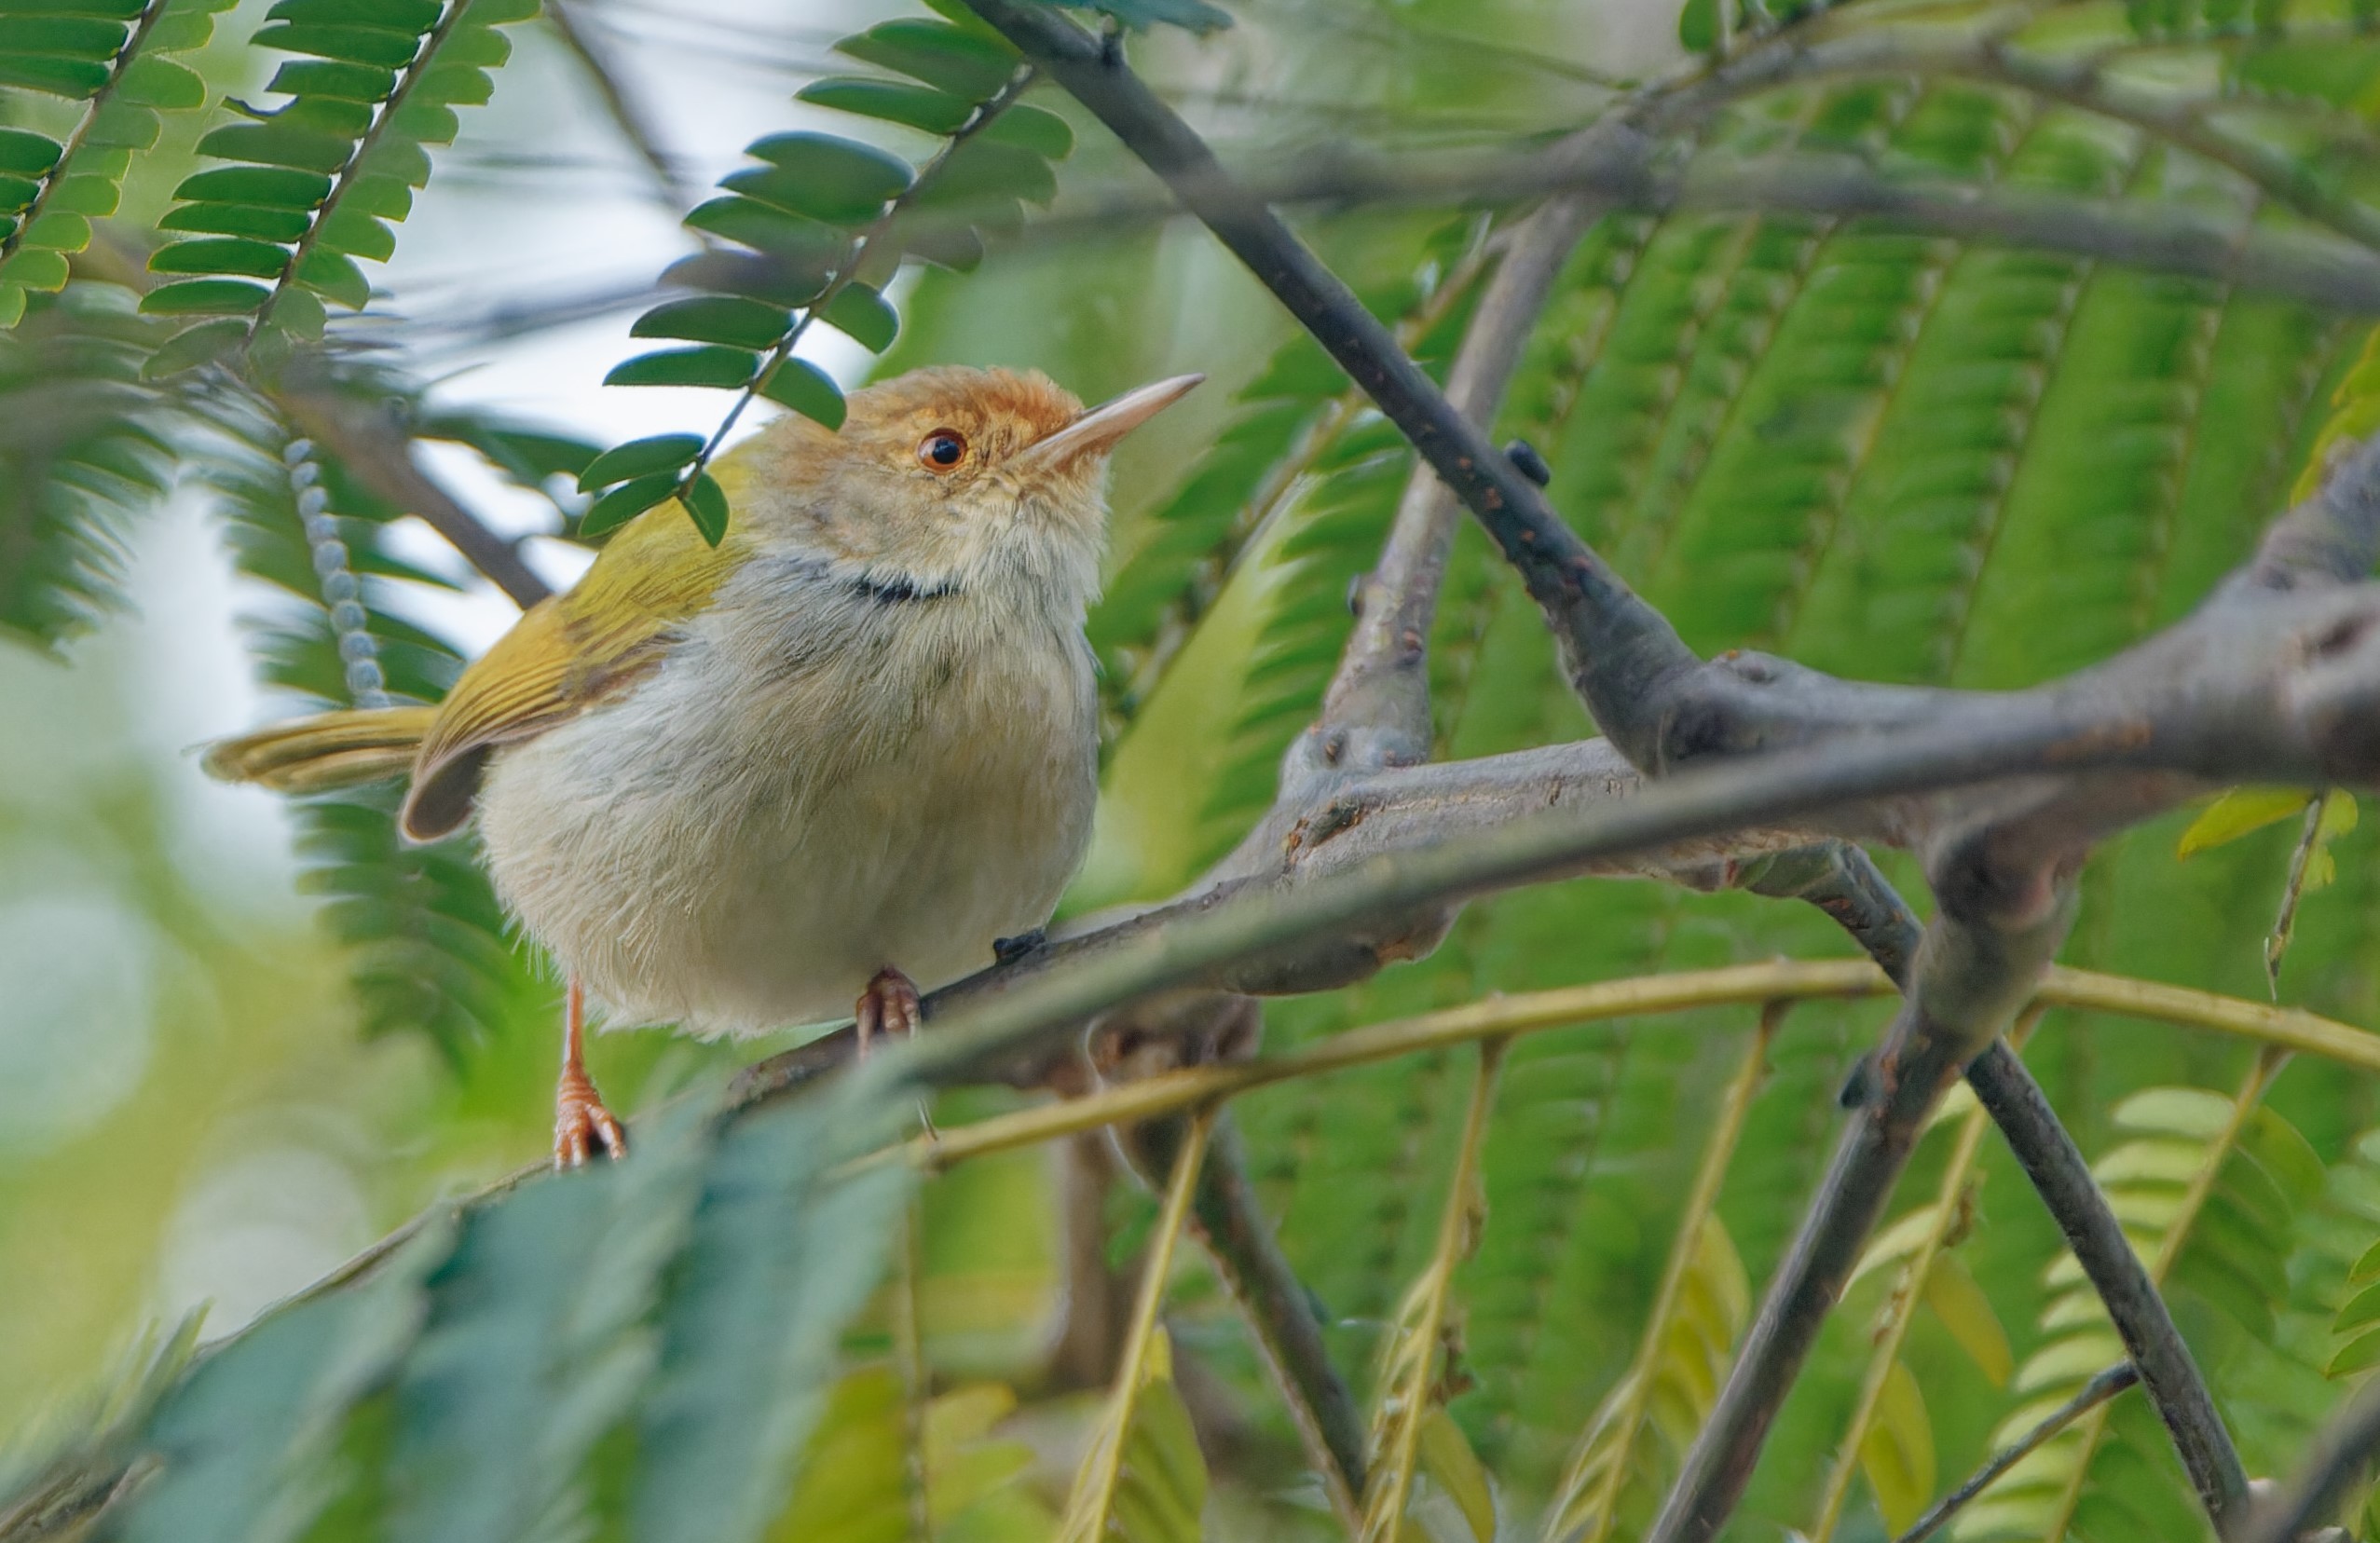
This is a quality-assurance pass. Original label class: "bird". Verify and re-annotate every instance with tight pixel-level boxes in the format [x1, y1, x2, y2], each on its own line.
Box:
[204, 365, 1203, 1166]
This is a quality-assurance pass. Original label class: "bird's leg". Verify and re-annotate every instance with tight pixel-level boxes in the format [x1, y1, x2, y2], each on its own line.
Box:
[553, 977, 627, 1167]
[854, 966, 923, 1061]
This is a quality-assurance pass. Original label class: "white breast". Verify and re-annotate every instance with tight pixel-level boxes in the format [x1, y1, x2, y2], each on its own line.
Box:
[473, 556, 1099, 1037]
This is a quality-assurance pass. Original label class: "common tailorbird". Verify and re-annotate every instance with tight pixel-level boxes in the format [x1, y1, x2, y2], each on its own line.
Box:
[206, 365, 1204, 1164]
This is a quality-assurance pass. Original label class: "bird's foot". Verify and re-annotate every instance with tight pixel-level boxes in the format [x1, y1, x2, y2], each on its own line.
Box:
[855, 966, 923, 1060]
[992, 928, 1046, 965]
[554, 1063, 627, 1168]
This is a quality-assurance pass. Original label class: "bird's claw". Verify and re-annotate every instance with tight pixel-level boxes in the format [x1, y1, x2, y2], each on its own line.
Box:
[855, 966, 923, 1059]
[554, 1066, 627, 1168]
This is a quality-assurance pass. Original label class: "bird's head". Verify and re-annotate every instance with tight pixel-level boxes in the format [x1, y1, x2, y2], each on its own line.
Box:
[732, 364, 1202, 599]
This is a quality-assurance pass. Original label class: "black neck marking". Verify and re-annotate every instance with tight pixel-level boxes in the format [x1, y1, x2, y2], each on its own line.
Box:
[850, 571, 959, 605]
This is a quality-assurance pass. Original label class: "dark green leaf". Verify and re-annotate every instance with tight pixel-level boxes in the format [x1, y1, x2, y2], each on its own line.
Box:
[578, 471, 677, 538]
[578, 432, 705, 492]
[795, 77, 972, 135]
[266, 57, 397, 101]
[16, 210, 87, 249]
[979, 102, 1074, 159]
[297, 246, 370, 307]
[683, 195, 848, 261]
[139, 278, 269, 315]
[266, 95, 376, 138]
[149, 237, 289, 278]
[341, 172, 411, 219]
[835, 18, 1018, 100]
[316, 204, 393, 261]
[758, 358, 845, 429]
[631, 295, 791, 349]
[0, 54, 107, 96]
[0, 14, 125, 55]
[0, 175, 34, 213]
[82, 100, 158, 149]
[733, 132, 913, 225]
[0, 129, 61, 176]
[265, 0, 441, 28]
[683, 471, 729, 545]
[196, 121, 357, 173]
[818, 282, 896, 352]
[385, 1101, 714, 1543]
[389, 99, 459, 147]
[251, 20, 426, 67]
[413, 61, 492, 105]
[174, 165, 331, 208]
[604, 346, 759, 389]
[159, 202, 312, 240]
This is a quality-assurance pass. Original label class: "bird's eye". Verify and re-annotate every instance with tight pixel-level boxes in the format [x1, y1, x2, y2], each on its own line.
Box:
[917, 429, 967, 472]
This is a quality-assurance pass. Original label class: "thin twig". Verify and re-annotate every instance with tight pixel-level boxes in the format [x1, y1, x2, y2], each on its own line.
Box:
[895, 961, 2379, 1171]
[1963, 1039, 2248, 1521]
[544, 0, 697, 209]
[1889, 1362, 2140, 1543]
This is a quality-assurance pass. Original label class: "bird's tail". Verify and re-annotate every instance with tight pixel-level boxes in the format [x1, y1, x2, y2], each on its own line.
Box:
[201, 705, 437, 794]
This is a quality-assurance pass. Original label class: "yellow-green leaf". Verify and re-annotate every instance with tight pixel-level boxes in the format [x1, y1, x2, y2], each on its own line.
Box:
[1417, 1408, 1496, 1543]
[1922, 1253, 2011, 1387]
[1857, 1359, 1935, 1534]
[2177, 787, 2311, 858]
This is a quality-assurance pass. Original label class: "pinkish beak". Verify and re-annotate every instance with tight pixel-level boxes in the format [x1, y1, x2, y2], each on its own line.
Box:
[1015, 373, 1205, 472]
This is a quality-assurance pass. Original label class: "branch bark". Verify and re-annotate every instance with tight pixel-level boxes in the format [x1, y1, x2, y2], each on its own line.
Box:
[270, 377, 553, 609]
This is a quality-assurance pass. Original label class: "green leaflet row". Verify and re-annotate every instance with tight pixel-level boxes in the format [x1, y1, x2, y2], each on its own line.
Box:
[0, 0, 239, 328]
[576, 13, 1076, 546]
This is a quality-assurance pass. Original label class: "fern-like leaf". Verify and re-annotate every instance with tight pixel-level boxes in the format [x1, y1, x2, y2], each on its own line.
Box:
[1538, 1015, 1771, 1543]
[139, 0, 540, 372]
[0, 285, 172, 651]
[1956, 1058, 2322, 1543]
[0, 0, 237, 327]
[583, 10, 1075, 544]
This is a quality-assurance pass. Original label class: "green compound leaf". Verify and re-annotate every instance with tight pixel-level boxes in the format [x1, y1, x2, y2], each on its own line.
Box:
[576, 431, 705, 493]
[0, 0, 241, 326]
[593, 12, 1066, 545]
[140, 0, 534, 360]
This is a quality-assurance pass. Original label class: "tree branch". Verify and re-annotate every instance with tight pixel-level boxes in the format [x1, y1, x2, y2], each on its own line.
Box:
[269, 376, 553, 609]
[1317, 193, 1605, 771]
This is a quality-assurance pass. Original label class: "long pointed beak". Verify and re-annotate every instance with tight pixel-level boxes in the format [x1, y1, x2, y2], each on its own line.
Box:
[1016, 373, 1204, 472]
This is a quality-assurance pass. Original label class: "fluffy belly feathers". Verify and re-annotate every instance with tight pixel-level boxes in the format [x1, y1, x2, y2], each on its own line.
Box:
[473, 597, 1096, 1036]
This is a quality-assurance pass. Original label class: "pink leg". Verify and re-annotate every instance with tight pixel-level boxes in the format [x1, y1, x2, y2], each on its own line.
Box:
[854, 966, 923, 1061]
[553, 978, 627, 1167]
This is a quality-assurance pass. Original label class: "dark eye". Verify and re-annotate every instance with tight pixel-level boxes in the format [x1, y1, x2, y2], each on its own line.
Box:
[918, 429, 967, 471]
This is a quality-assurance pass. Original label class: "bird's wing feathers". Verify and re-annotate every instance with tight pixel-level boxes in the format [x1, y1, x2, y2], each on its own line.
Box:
[400, 496, 751, 840]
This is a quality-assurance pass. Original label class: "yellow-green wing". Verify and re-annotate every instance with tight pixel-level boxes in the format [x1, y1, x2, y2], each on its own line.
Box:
[400, 498, 750, 840]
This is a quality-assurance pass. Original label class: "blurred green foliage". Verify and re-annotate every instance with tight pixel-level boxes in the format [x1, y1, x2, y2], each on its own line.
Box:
[11, 1, 2380, 1541]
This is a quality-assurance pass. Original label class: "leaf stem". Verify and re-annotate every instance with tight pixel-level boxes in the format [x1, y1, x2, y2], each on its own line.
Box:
[1540, 1004, 1781, 1543]
[1056, 1104, 1215, 1543]
[1360, 1038, 1507, 1543]
[1888, 1362, 2140, 1543]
